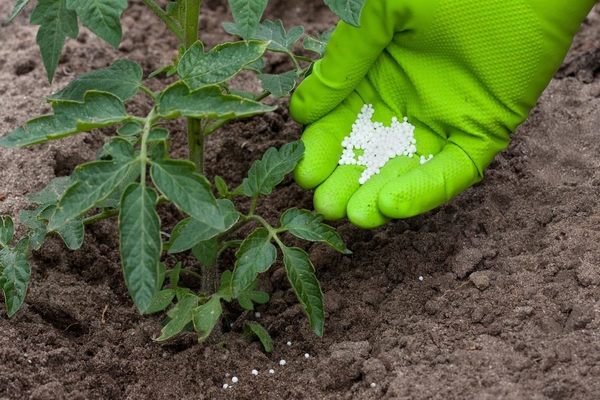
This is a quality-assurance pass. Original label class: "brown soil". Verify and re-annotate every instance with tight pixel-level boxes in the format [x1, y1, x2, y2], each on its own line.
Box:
[2, 1, 600, 399]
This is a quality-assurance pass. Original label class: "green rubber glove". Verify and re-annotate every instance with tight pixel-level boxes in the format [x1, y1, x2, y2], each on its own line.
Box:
[290, 0, 596, 228]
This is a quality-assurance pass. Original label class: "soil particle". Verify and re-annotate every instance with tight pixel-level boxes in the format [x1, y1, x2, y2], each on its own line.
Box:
[576, 259, 600, 287]
[451, 247, 484, 279]
[469, 271, 491, 290]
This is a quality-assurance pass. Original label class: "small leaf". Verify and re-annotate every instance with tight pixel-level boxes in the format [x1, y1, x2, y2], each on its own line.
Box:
[258, 71, 298, 98]
[282, 246, 324, 336]
[27, 176, 73, 205]
[49, 60, 143, 102]
[0, 240, 31, 317]
[244, 321, 273, 352]
[148, 128, 169, 143]
[150, 159, 225, 230]
[118, 121, 142, 137]
[178, 41, 268, 90]
[19, 209, 47, 250]
[48, 158, 140, 231]
[226, 0, 268, 38]
[281, 208, 350, 254]
[5, 0, 31, 24]
[192, 238, 220, 270]
[157, 82, 275, 120]
[0, 91, 128, 148]
[0, 216, 15, 247]
[323, 0, 366, 27]
[237, 284, 269, 311]
[156, 294, 199, 341]
[145, 289, 176, 315]
[232, 228, 276, 296]
[303, 30, 333, 56]
[169, 199, 239, 254]
[99, 137, 136, 162]
[217, 270, 233, 301]
[119, 183, 162, 313]
[214, 176, 229, 197]
[192, 295, 222, 341]
[254, 20, 303, 53]
[242, 140, 304, 196]
[65, 0, 127, 47]
[39, 205, 85, 250]
[30, 0, 79, 82]
[244, 57, 264, 73]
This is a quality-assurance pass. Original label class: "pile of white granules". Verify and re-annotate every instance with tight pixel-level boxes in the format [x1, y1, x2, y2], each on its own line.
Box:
[339, 104, 431, 185]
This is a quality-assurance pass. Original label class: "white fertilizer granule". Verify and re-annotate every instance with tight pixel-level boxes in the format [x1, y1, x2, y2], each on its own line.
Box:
[339, 104, 422, 184]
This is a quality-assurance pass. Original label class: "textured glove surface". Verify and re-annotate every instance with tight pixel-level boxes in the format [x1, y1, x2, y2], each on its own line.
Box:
[290, 0, 596, 228]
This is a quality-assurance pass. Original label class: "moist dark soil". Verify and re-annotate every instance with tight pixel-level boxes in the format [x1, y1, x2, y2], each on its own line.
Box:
[2, 1, 600, 399]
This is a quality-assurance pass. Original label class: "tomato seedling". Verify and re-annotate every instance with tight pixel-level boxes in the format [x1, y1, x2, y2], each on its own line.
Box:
[0, 0, 365, 345]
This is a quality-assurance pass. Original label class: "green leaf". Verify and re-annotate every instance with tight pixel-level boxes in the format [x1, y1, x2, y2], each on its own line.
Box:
[65, 0, 127, 47]
[157, 82, 275, 120]
[30, 0, 79, 82]
[145, 289, 176, 315]
[244, 57, 264, 73]
[118, 121, 142, 137]
[19, 209, 47, 250]
[28, 176, 73, 205]
[237, 283, 269, 311]
[119, 183, 162, 313]
[49, 60, 143, 102]
[168, 199, 239, 254]
[281, 208, 350, 254]
[282, 246, 324, 336]
[150, 159, 225, 230]
[214, 176, 229, 198]
[156, 294, 199, 341]
[192, 238, 220, 269]
[0, 240, 31, 317]
[303, 30, 333, 56]
[192, 295, 222, 341]
[323, 0, 366, 27]
[5, 0, 31, 24]
[98, 137, 136, 162]
[48, 158, 140, 231]
[0, 91, 128, 148]
[232, 228, 276, 296]
[258, 71, 298, 98]
[148, 128, 169, 143]
[0, 216, 15, 247]
[244, 321, 273, 352]
[178, 41, 268, 90]
[242, 140, 304, 196]
[254, 20, 303, 53]
[39, 205, 85, 250]
[169, 262, 182, 287]
[226, 0, 268, 38]
[217, 270, 233, 301]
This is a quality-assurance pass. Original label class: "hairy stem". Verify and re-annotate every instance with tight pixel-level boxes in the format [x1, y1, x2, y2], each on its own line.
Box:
[141, 0, 184, 41]
[140, 108, 157, 186]
[183, 0, 202, 49]
[187, 118, 205, 173]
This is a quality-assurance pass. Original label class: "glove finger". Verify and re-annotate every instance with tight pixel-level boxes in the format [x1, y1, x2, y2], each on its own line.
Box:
[295, 92, 365, 190]
[346, 156, 419, 228]
[290, 0, 406, 125]
[378, 143, 480, 219]
[313, 165, 363, 221]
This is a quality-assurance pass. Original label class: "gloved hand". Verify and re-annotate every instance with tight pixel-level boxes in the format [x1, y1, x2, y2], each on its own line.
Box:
[290, 0, 596, 228]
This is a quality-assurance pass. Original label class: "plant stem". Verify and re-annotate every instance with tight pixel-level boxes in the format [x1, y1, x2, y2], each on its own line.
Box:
[187, 118, 205, 173]
[140, 108, 157, 186]
[83, 209, 118, 225]
[141, 0, 184, 41]
[183, 0, 202, 49]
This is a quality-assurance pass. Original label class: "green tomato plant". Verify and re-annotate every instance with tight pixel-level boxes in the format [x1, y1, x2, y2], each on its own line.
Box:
[0, 0, 365, 346]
